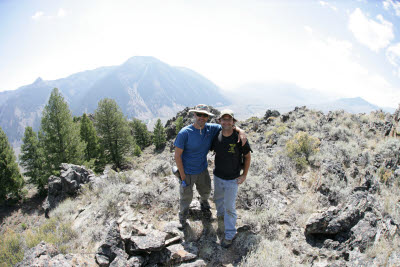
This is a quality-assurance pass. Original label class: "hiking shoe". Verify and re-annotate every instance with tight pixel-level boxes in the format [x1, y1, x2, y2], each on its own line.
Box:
[221, 238, 233, 248]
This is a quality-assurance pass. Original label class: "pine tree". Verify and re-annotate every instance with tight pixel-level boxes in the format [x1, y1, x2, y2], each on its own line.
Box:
[0, 127, 24, 203]
[175, 116, 184, 134]
[94, 98, 132, 169]
[40, 88, 85, 171]
[129, 118, 151, 149]
[20, 127, 46, 194]
[80, 113, 99, 161]
[153, 118, 166, 150]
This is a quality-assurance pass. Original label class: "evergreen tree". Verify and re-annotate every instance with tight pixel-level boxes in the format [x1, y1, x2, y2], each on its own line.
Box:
[133, 144, 142, 157]
[0, 127, 24, 202]
[153, 118, 166, 150]
[129, 118, 151, 149]
[175, 116, 184, 134]
[40, 88, 85, 171]
[94, 98, 132, 169]
[20, 127, 46, 194]
[80, 113, 99, 161]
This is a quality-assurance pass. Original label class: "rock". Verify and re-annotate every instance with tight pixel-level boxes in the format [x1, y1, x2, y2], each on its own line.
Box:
[43, 164, 95, 217]
[264, 109, 280, 120]
[15, 241, 59, 266]
[305, 192, 375, 236]
[127, 229, 168, 252]
[15, 241, 95, 267]
[178, 259, 207, 266]
[145, 158, 171, 177]
[96, 221, 125, 266]
[166, 243, 198, 264]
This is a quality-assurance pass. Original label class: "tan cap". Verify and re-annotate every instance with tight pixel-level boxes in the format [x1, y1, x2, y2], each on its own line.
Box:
[218, 109, 237, 122]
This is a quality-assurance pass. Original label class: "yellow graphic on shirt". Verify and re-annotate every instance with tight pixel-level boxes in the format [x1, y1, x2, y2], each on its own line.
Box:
[228, 144, 236, 153]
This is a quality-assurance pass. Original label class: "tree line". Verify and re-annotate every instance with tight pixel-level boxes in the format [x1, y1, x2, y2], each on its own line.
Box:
[0, 88, 168, 203]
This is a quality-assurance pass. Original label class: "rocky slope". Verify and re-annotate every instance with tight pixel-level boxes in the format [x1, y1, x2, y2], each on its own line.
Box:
[3, 105, 400, 266]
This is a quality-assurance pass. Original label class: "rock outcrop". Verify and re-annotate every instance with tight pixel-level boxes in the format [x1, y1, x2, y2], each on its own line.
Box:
[95, 219, 200, 266]
[305, 191, 399, 254]
[15, 241, 96, 267]
[43, 163, 95, 217]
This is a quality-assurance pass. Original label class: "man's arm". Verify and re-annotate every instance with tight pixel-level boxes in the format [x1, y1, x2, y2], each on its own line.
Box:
[174, 147, 186, 181]
[234, 126, 247, 146]
[237, 152, 251, 184]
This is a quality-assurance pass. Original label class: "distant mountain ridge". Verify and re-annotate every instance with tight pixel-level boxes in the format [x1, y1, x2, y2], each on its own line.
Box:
[221, 82, 395, 120]
[0, 56, 229, 145]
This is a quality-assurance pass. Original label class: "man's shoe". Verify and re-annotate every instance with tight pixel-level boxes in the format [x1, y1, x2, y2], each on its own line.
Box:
[221, 238, 233, 248]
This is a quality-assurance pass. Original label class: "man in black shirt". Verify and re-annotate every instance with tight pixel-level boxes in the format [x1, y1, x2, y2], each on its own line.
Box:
[211, 109, 251, 248]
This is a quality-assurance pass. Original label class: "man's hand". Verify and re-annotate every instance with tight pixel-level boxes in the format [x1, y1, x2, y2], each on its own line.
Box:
[237, 175, 246, 184]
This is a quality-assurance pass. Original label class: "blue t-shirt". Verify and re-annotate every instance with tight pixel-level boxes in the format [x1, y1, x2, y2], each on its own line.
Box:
[174, 123, 222, 175]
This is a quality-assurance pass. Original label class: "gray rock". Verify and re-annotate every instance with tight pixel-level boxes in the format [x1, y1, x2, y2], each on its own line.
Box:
[166, 243, 198, 264]
[15, 241, 59, 266]
[305, 191, 375, 235]
[15, 241, 96, 267]
[96, 221, 125, 266]
[43, 164, 95, 217]
[128, 229, 168, 252]
[178, 259, 207, 266]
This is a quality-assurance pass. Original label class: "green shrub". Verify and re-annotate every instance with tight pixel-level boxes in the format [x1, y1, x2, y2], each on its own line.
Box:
[175, 116, 184, 134]
[378, 167, 393, 184]
[25, 217, 76, 253]
[285, 131, 320, 171]
[0, 229, 24, 267]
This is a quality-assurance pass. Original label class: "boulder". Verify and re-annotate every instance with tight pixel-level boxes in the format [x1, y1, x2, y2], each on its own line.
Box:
[96, 221, 125, 266]
[43, 164, 95, 217]
[15, 241, 95, 267]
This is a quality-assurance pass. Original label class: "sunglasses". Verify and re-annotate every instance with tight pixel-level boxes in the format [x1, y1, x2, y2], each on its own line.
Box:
[196, 113, 209, 118]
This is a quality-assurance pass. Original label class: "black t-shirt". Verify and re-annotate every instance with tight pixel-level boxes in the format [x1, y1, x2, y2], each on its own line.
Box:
[210, 131, 252, 180]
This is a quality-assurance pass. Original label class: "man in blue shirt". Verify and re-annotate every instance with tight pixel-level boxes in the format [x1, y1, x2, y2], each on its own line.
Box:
[174, 104, 246, 228]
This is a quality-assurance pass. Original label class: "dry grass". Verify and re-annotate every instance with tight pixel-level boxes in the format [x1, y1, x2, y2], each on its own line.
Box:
[238, 238, 301, 267]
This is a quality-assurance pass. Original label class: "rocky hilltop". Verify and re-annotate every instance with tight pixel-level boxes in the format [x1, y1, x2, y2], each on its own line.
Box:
[2, 105, 400, 266]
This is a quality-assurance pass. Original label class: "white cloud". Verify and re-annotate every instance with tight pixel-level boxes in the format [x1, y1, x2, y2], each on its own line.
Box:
[58, 8, 66, 17]
[383, 0, 400, 16]
[31, 9, 66, 20]
[319, 1, 338, 11]
[32, 11, 44, 20]
[387, 43, 400, 77]
[275, 35, 400, 107]
[348, 8, 394, 52]
[304, 26, 313, 35]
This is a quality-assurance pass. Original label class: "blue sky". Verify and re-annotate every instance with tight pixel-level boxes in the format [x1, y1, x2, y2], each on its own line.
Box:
[1, 0, 400, 107]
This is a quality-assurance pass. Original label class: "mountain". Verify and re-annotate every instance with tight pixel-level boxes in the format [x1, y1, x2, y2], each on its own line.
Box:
[221, 82, 395, 120]
[310, 97, 396, 114]
[0, 56, 229, 145]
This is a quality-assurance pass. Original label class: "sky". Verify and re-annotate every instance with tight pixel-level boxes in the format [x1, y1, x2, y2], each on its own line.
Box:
[1, 0, 400, 108]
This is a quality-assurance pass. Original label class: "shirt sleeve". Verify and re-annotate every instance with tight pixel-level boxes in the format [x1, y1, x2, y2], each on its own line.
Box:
[242, 141, 252, 155]
[174, 129, 187, 150]
[208, 123, 222, 138]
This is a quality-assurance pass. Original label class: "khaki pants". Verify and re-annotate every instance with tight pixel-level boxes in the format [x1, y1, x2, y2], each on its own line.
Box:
[179, 169, 211, 219]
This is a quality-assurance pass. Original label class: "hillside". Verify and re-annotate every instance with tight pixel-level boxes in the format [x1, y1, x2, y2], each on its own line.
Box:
[1, 105, 400, 266]
[0, 56, 229, 145]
